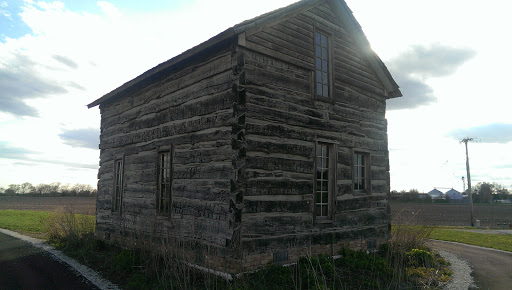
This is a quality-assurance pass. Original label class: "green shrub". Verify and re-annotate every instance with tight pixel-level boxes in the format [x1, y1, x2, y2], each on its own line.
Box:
[406, 248, 434, 268]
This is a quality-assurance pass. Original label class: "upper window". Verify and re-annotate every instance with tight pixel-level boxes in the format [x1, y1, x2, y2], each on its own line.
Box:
[315, 143, 333, 219]
[315, 31, 330, 98]
[158, 151, 172, 214]
[113, 159, 123, 213]
[353, 152, 369, 192]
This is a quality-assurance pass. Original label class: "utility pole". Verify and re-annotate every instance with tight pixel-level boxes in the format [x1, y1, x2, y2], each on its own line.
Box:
[461, 138, 475, 226]
[462, 176, 466, 192]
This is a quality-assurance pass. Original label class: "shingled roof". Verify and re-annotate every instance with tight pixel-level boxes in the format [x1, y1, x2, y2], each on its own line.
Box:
[88, 0, 401, 108]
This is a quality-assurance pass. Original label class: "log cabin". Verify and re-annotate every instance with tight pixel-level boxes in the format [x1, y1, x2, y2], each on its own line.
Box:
[87, 0, 402, 275]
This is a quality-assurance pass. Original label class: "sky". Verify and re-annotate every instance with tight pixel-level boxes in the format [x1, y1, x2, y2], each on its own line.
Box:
[0, 0, 511, 193]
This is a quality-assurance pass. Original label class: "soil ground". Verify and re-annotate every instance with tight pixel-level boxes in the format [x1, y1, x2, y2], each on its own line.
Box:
[0, 196, 96, 215]
[390, 201, 512, 228]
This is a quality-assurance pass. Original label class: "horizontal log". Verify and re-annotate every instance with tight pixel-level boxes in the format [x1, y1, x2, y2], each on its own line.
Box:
[334, 63, 384, 92]
[335, 196, 388, 211]
[124, 169, 156, 184]
[334, 85, 385, 112]
[101, 113, 233, 149]
[332, 103, 386, 126]
[246, 85, 313, 108]
[174, 146, 233, 164]
[241, 213, 313, 235]
[246, 136, 313, 159]
[242, 39, 313, 71]
[100, 51, 233, 120]
[172, 197, 229, 216]
[246, 64, 311, 95]
[103, 90, 234, 136]
[273, 22, 313, 47]
[173, 180, 230, 202]
[285, 16, 313, 36]
[246, 118, 387, 151]
[247, 94, 324, 120]
[245, 169, 311, 181]
[246, 104, 338, 133]
[245, 156, 313, 174]
[174, 163, 232, 180]
[243, 199, 311, 214]
[371, 168, 388, 181]
[241, 225, 386, 253]
[299, 11, 347, 35]
[247, 32, 314, 64]
[335, 209, 388, 227]
[253, 28, 313, 59]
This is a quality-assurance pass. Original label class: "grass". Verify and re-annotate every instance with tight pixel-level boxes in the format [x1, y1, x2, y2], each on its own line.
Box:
[430, 229, 512, 252]
[0, 209, 50, 235]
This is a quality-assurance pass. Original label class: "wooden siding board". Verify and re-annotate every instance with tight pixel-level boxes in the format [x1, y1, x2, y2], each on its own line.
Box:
[245, 179, 312, 196]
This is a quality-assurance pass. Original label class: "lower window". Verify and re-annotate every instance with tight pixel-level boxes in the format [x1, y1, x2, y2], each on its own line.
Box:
[315, 143, 333, 218]
[113, 159, 123, 213]
[353, 152, 369, 192]
[158, 151, 172, 214]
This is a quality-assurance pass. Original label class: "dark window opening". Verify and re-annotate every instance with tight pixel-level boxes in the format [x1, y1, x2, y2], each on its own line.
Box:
[158, 152, 172, 214]
[354, 152, 368, 192]
[316, 143, 331, 218]
[113, 159, 123, 213]
[315, 31, 330, 98]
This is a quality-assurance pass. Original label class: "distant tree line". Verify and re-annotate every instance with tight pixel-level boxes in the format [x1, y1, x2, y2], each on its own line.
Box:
[0, 182, 97, 197]
[390, 189, 432, 202]
[471, 182, 511, 204]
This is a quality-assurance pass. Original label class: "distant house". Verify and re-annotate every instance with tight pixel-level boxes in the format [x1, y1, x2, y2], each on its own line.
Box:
[87, 0, 401, 274]
[427, 189, 445, 200]
[445, 188, 463, 200]
[496, 199, 512, 204]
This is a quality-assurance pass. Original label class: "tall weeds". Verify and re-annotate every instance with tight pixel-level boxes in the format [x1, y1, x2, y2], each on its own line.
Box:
[40, 208, 95, 246]
[38, 207, 450, 289]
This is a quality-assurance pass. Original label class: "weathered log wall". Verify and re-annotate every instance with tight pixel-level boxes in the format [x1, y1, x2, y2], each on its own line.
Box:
[239, 1, 391, 267]
[95, 44, 240, 263]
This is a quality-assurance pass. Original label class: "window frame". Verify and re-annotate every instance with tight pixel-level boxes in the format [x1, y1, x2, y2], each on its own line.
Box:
[313, 29, 333, 100]
[353, 150, 371, 194]
[112, 156, 124, 214]
[157, 149, 173, 216]
[314, 141, 336, 221]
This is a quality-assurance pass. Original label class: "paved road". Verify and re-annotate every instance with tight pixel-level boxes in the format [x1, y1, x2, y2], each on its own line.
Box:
[429, 240, 512, 289]
[0, 231, 99, 290]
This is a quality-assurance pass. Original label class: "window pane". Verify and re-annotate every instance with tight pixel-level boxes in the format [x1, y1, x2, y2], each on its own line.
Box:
[316, 46, 321, 57]
[322, 47, 327, 59]
[316, 84, 322, 96]
[321, 34, 327, 47]
[322, 60, 328, 72]
[316, 58, 322, 70]
[316, 70, 322, 83]
[315, 32, 321, 44]
[323, 85, 328, 96]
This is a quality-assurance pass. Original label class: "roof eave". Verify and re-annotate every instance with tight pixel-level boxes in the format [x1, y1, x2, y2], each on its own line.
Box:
[87, 28, 237, 108]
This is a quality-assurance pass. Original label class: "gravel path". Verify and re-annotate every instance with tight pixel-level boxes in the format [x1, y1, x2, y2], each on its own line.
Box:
[435, 249, 475, 289]
[0, 228, 119, 290]
[430, 239, 512, 289]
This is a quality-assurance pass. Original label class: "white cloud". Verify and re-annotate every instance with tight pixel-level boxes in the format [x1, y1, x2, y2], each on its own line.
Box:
[1, 0, 512, 192]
